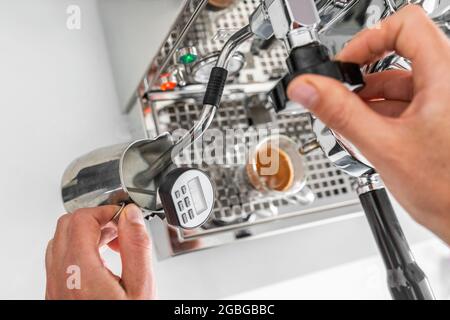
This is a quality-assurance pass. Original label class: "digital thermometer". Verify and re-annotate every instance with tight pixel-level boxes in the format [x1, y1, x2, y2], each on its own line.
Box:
[159, 168, 215, 229]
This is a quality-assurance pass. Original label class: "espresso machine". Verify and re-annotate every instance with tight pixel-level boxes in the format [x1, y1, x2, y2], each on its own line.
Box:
[62, 0, 450, 299]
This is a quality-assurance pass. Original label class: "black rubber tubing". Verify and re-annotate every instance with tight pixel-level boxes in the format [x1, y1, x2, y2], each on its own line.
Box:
[203, 67, 228, 107]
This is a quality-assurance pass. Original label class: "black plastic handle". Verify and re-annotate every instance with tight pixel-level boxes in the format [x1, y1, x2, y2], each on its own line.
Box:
[359, 188, 434, 300]
[269, 42, 364, 113]
[203, 67, 228, 107]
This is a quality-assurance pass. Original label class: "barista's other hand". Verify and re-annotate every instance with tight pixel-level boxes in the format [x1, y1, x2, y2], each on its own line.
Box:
[287, 5, 450, 244]
[45, 205, 156, 299]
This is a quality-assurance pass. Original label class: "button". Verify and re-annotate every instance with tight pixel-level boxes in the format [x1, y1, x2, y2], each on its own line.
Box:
[184, 197, 191, 207]
[188, 209, 194, 219]
[181, 186, 187, 194]
[175, 190, 181, 198]
[181, 213, 188, 224]
[177, 201, 184, 211]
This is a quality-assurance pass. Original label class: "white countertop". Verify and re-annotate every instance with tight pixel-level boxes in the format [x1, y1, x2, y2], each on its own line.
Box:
[0, 0, 447, 300]
[226, 239, 450, 300]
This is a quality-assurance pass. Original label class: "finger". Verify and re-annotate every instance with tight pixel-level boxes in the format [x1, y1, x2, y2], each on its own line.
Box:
[45, 238, 56, 300]
[45, 239, 54, 273]
[117, 204, 155, 299]
[107, 238, 120, 253]
[359, 70, 414, 101]
[68, 205, 121, 251]
[287, 74, 395, 156]
[367, 100, 410, 117]
[73, 205, 121, 226]
[52, 213, 72, 249]
[99, 227, 118, 248]
[337, 5, 450, 90]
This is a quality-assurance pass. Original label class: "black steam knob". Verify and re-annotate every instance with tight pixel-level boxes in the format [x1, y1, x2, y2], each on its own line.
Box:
[269, 74, 291, 113]
[269, 42, 365, 113]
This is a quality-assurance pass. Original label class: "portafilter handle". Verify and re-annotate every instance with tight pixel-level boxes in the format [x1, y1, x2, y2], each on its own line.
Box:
[357, 175, 435, 300]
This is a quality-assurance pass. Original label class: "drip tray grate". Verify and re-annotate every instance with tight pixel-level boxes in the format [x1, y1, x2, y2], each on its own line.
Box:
[152, 93, 357, 233]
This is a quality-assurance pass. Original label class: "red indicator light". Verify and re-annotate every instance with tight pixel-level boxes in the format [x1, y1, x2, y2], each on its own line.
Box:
[160, 73, 177, 91]
[160, 81, 177, 91]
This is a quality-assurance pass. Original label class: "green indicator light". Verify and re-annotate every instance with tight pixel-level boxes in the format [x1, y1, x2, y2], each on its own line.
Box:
[179, 53, 198, 64]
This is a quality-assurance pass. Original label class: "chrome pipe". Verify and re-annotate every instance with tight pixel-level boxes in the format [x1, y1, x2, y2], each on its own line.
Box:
[216, 25, 253, 68]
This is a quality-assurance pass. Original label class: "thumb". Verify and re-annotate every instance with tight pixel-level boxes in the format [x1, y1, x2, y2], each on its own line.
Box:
[118, 204, 155, 299]
[287, 74, 391, 155]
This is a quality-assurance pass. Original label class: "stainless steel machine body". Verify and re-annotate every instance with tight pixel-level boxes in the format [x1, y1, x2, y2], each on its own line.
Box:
[117, 0, 449, 260]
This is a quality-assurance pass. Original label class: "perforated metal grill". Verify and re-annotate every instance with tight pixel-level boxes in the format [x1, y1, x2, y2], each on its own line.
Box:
[153, 0, 205, 68]
[157, 0, 288, 87]
[154, 94, 357, 226]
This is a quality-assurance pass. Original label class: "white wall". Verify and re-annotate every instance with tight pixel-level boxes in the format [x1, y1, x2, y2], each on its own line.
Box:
[0, 0, 131, 299]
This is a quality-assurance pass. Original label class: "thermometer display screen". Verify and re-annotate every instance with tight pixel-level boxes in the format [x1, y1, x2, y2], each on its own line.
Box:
[188, 177, 207, 214]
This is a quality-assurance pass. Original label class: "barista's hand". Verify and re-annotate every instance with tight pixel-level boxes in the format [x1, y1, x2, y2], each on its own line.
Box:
[45, 205, 156, 299]
[287, 5, 450, 244]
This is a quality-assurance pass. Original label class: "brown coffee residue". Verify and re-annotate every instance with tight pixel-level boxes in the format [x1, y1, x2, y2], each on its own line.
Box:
[207, 0, 235, 9]
[255, 145, 294, 192]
